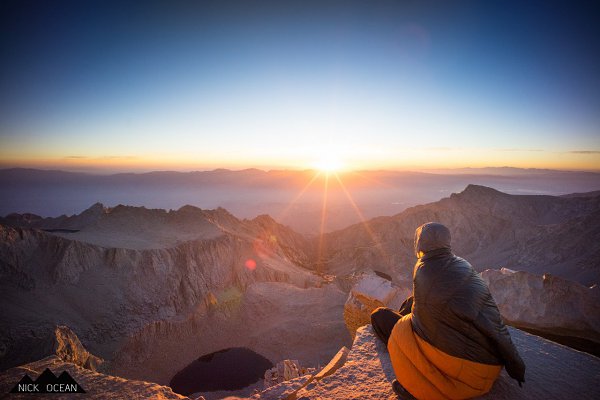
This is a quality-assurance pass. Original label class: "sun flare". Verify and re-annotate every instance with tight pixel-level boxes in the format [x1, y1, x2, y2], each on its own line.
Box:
[313, 154, 345, 173]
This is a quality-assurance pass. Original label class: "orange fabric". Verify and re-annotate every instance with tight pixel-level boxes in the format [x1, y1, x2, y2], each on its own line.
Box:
[387, 314, 502, 400]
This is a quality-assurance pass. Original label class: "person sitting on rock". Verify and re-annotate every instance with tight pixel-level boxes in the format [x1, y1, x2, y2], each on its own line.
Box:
[371, 222, 525, 400]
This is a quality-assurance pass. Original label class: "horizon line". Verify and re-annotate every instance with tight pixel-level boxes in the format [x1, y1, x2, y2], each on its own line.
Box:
[1, 165, 600, 175]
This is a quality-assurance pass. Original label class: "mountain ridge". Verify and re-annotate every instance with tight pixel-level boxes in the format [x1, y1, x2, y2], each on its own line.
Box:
[319, 184, 600, 285]
[3, 167, 600, 233]
[3, 184, 599, 283]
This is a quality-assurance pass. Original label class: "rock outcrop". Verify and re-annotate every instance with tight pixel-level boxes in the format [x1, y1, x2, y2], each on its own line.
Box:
[251, 346, 350, 400]
[263, 360, 314, 389]
[53, 326, 104, 372]
[482, 268, 600, 344]
[292, 326, 397, 399]
[343, 272, 410, 338]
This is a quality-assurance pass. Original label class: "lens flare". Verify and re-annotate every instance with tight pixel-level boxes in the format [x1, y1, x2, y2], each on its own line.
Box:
[244, 259, 257, 270]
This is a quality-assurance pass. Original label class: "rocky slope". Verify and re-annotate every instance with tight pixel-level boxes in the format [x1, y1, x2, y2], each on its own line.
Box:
[320, 185, 600, 285]
[0, 205, 326, 377]
[110, 282, 350, 386]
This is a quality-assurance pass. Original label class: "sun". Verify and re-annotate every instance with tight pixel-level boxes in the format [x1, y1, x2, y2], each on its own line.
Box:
[312, 154, 345, 173]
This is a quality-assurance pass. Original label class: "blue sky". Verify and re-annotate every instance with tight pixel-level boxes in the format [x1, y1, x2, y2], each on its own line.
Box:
[1, 0, 599, 171]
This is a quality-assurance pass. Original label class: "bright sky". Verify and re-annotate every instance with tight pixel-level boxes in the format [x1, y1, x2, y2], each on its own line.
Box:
[0, 0, 599, 172]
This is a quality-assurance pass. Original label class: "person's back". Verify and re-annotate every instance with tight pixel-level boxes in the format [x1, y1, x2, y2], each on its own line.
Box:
[371, 222, 525, 400]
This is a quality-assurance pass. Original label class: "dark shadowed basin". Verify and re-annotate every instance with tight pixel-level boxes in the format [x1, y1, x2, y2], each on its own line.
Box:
[169, 347, 273, 395]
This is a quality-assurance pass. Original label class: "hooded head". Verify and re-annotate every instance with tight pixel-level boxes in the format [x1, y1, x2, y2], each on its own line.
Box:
[414, 222, 452, 259]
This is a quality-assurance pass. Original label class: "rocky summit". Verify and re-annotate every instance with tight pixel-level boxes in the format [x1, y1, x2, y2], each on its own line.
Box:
[252, 325, 600, 400]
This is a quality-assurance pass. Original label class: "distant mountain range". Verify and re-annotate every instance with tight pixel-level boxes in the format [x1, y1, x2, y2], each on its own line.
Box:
[2, 167, 600, 234]
[3, 183, 599, 286]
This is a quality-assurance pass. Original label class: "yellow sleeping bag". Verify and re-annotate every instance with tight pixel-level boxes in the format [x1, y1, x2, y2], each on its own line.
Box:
[388, 314, 502, 400]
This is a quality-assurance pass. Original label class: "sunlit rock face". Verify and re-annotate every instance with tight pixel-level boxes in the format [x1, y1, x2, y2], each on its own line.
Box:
[53, 326, 104, 372]
[482, 268, 600, 346]
[343, 271, 410, 338]
[263, 359, 314, 389]
[292, 325, 397, 400]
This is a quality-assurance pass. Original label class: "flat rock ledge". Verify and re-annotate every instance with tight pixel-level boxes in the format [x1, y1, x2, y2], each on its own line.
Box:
[253, 325, 600, 400]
